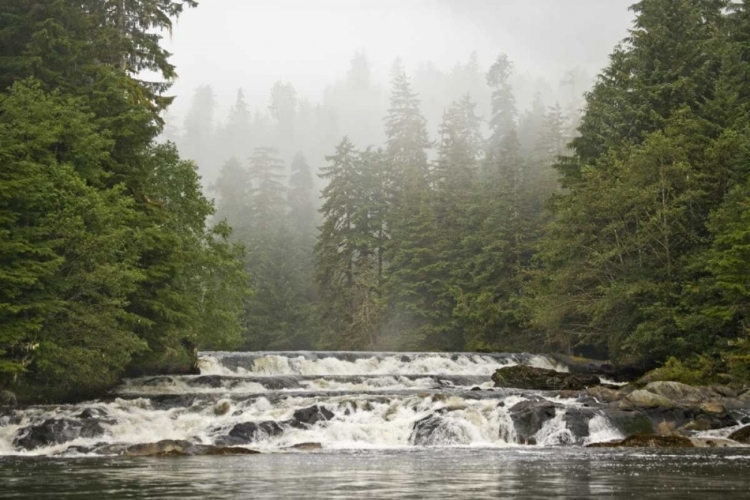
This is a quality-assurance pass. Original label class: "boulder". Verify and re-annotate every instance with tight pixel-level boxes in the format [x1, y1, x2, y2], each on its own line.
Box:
[13, 418, 106, 450]
[78, 407, 108, 419]
[492, 366, 601, 391]
[562, 408, 596, 440]
[217, 421, 285, 445]
[0, 390, 17, 406]
[728, 425, 750, 444]
[409, 412, 472, 446]
[505, 399, 558, 444]
[213, 401, 231, 416]
[587, 434, 694, 448]
[293, 405, 334, 426]
[605, 410, 655, 436]
[619, 389, 674, 410]
[643, 381, 715, 402]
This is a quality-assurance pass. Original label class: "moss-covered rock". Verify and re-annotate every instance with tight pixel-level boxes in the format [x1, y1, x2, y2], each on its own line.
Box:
[492, 366, 601, 391]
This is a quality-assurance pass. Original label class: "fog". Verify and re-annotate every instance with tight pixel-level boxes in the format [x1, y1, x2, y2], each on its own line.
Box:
[161, 0, 634, 187]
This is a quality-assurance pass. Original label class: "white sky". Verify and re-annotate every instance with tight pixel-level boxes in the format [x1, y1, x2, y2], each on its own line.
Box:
[163, 0, 635, 117]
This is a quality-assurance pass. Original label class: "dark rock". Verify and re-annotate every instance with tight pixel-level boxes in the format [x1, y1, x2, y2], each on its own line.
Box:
[587, 434, 694, 448]
[189, 375, 225, 388]
[492, 365, 601, 391]
[218, 421, 285, 445]
[728, 425, 750, 444]
[562, 408, 596, 439]
[740, 416, 750, 425]
[293, 405, 334, 426]
[409, 413, 471, 446]
[13, 418, 106, 450]
[606, 410, 655, 436]
[232, 410, 244, 417]
[0, 409, 22, 426]
[78, 407, 108, 419]
[505, 400, 558, 444]
[400, 355, 411, 363]
[470, 386, 481, 391]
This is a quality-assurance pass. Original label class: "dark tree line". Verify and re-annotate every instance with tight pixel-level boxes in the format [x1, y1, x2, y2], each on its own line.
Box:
[0, 0, 249, 402]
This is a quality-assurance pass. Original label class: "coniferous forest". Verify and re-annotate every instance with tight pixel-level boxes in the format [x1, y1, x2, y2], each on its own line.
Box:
[2, 0, 750, 403]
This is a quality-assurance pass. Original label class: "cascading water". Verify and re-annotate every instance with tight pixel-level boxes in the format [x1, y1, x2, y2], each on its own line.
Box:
[0, 351, 629, 456]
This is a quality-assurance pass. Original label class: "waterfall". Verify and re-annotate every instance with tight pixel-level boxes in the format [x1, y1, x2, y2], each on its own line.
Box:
[0, 351, 628, 456]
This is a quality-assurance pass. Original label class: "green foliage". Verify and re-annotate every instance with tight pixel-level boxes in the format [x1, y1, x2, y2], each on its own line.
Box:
[0, 0, 251, 402]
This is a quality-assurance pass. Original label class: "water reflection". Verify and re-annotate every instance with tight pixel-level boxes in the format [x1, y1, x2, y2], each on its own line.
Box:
[2, 448, 750, 499]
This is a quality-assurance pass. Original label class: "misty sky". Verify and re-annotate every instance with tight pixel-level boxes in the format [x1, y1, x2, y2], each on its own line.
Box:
[164, 0, 635, 118]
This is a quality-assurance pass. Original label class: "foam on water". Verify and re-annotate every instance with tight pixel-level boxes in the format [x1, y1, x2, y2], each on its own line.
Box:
[0, 351, 680, 456]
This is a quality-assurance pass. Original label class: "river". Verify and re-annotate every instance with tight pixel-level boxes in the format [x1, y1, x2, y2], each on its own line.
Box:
[1, 351, 749, 498]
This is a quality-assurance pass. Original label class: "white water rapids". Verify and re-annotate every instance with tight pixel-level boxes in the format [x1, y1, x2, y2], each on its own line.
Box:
[0, 351, 629, 456]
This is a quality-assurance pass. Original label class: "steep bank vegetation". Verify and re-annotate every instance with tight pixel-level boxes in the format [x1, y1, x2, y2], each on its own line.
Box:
[0, 0, 249, 402]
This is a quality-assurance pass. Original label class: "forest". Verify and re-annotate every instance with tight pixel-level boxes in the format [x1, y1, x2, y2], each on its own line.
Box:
[1, 0, 750, 402]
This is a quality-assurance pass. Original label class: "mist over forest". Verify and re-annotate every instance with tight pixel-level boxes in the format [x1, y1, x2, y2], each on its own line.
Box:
[163, 0, 634, 189]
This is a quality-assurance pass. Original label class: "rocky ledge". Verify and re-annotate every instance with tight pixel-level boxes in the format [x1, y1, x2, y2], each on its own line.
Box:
[491, 366, 750, 447]
[492, 365, 602, 391]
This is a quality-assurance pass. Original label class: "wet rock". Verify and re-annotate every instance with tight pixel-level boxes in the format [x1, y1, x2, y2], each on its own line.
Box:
[605, 410, 655, 436]
[218, 421, 285, 445]
[0, 409, 22, 426]
[470, 386, 481, 391]
[13, 418, 106, 450]
[288, 442, 322, 450]
[587, 434, 694, 448]
[505, 399, 558, 444]
[562, 408, 596, 439]
[0, 390, 17, 406]
[400, 355, 410, 363]
[78, 407, 108, 419]
[409, 413, 471, 446]
[728, 425, 750, 444]
[213, 401, 231, 416]
[492, 366, 601, 391]
[189, 375, 225, 388]
[293, 405, 334, 426]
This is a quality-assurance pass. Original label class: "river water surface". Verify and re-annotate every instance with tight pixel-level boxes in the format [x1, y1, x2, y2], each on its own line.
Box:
[1, 351, 749, 498]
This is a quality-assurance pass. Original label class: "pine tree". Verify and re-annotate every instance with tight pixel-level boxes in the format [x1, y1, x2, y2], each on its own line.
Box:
[315, 138, 362, 348]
